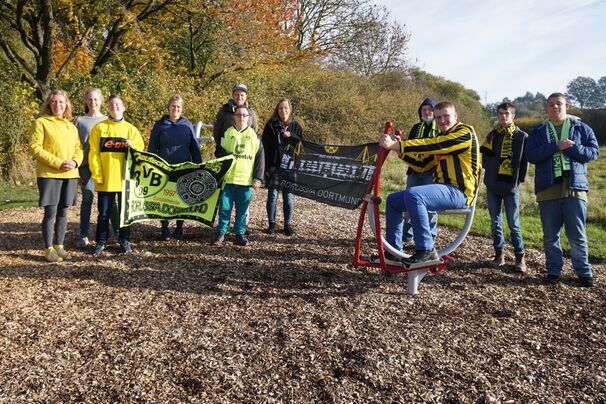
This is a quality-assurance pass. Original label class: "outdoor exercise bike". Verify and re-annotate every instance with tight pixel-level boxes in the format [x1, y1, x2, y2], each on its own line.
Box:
[352, 122, 479, 295]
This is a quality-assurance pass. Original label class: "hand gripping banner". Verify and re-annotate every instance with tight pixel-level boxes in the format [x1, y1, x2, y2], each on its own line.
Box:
[121, 148, 234, 226]
[277, 138, 379, 209]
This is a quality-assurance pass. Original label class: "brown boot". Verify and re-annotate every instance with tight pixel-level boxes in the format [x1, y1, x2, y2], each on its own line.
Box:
[515, 252, 527, 272]
[491, 249, 505, 267]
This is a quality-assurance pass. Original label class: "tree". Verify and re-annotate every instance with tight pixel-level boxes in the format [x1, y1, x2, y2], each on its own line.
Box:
[292, 0, 367, 53]
[566, 76, 601, 110]
[595, 76, 606, 106]
[0, 0, 55, 100]
[327, 5, 410, 77]
[0, 0, 177, 101]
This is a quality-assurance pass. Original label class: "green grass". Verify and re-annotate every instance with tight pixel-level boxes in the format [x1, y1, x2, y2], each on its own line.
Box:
[0, 181, 38, 211]
[378, 148, 606, 262]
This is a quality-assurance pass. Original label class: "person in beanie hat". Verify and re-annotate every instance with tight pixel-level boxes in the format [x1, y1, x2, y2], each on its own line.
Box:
[213, 82, 258, 157]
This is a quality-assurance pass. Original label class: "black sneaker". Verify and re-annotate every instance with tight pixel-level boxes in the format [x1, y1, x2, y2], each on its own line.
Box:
[370, 251, 401, 264]
[284, 224, 294, 236]
[401, 248, 439, 266]
[212, 233, 225, 247]
[161, 226, 170, 241]
[265, 223, 276, 234]
[545, 274, 561, 285]
[173, 227, 184, 240]
[93, 242, 106, 256]
[235, 234, 248, 246]
[579, 276, 595, 287]
[119, 240, 132, 254]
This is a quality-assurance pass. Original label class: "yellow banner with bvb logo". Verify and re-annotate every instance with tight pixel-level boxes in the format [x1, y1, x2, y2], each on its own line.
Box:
[120, 149, 234, 227]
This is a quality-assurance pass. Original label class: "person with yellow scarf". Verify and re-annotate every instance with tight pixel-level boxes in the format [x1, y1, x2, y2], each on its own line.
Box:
[480, 102, 528, 271]
[401, 98, 440, 247]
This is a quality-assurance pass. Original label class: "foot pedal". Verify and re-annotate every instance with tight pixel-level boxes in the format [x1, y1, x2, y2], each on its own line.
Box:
[403, 258, 443, 269]
[369, 253, 403, 266]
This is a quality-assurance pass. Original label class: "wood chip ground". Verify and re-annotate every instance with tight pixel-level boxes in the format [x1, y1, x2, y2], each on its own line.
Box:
[1, 189, 604, 402]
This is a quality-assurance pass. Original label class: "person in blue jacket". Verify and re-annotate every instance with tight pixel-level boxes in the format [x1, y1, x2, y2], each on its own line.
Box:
[149, 95, 203, 240]
[526, 92, 599, 287]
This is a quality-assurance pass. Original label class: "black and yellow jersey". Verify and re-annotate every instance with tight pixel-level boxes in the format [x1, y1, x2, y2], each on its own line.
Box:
[399, 122, 481, 205]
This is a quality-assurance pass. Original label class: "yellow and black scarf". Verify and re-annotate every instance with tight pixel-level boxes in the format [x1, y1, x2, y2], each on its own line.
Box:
[482, 122, 516, 180]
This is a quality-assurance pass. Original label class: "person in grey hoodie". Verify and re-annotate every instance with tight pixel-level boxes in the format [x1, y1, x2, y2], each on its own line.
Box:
[149, 95, 202, 241]
[480, 102, 528, 271]
[75, 88, 119, 248]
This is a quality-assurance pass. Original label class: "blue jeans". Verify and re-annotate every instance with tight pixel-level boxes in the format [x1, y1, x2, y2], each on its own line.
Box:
[217, 184, 253, 235]
[80, 167, 119, 238]
[539, 197, 592, 277]
[386, 184, 467, 251]
[266, 186, 294, 225]
[486, 191, 524, 253]
[96, 192, 129, 243]
[403, 171, 437, 241]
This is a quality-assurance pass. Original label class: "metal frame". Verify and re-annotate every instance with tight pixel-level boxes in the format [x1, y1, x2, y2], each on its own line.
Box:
[352, 122, 479, 295]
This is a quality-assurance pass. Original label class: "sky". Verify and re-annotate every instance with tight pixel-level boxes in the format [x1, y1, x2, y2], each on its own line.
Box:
[373, 0, 606, 104]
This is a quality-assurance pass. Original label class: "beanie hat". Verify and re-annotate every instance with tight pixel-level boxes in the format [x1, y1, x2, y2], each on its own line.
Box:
[232, 83, 248, 93]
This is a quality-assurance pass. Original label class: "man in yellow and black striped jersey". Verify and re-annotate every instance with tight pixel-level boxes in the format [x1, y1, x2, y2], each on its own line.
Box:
[379, 101, 481, 265]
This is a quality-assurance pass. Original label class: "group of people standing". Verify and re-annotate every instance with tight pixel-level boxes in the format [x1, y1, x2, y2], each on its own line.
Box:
[28, 85, 599, 288]
[29, 83, 303, 261]
[380, 93, 599, 287]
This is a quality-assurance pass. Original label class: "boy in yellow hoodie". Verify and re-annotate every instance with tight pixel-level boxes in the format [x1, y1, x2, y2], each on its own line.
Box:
[89, 95, 144, 255]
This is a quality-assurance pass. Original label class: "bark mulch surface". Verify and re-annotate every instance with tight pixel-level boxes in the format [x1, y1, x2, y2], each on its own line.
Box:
[1, 190, 604, 402]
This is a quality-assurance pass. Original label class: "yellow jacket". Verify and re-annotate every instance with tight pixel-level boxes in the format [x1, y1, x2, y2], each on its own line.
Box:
[89, 119, 144, 192]
[29, 115, 83, 179]
[400, 122, 481, 205]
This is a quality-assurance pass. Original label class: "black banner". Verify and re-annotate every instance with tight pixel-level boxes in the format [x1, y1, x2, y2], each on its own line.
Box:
[277, 139, 379, 209]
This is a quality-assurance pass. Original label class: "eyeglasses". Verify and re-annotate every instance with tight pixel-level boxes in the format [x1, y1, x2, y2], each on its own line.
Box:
[234, 113, 249, 117]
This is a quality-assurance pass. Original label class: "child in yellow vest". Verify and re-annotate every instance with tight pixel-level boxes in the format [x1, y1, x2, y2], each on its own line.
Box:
[212, 105, 265, 246]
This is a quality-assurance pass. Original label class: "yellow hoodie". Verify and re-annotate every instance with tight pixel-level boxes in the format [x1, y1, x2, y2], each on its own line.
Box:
[89, 119, 144, 192]
[29, 115, 83, 179]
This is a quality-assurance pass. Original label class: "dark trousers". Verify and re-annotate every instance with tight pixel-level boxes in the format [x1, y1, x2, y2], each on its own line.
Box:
[96, 192, 129, 243]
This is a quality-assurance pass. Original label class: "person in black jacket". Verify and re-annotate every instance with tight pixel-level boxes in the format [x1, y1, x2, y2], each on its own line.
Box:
[213, 83, 258, 158]
[149, 95, 202, 241]
[261, 98, 303, 236]
[402, 97, 439, 245]
[480, 102, 528, 271]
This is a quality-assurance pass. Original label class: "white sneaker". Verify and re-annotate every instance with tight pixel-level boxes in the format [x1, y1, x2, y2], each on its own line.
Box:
[76, 237, 89, 248]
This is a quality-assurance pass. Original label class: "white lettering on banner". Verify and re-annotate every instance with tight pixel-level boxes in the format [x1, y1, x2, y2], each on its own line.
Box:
[316, 189, 361, 205]
[279, 180, 316, 196]
[296, 159, 375, 181]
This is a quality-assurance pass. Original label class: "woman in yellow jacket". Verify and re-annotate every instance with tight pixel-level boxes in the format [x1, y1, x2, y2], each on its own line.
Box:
[89, 95, 144, 255]
[29, 90, 83, 262]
